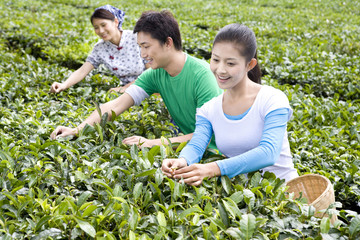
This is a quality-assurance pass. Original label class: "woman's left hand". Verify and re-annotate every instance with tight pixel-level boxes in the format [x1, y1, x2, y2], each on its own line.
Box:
[122, 136, 155, 148]
[161, 158, 188, 178]
[172, 162, 221, 186]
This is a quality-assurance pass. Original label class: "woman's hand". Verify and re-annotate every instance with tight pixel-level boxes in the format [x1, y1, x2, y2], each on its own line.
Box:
[50, 126, 78, 140]
[122, 136, 156, 148]
[171, 162, 221, 186]
[50, 82, 67, 93]
[161, 158, 188, 178]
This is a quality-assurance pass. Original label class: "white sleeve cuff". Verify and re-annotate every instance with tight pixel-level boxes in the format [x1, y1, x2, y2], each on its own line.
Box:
[125, 85, 149, 106]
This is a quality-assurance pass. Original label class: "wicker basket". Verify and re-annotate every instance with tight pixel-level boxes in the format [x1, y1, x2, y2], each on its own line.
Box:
[286, 174, 337, 223]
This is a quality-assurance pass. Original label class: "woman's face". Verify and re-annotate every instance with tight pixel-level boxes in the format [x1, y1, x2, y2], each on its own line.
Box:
[92, 18, 118, 42]
[210, 42, 250, 90]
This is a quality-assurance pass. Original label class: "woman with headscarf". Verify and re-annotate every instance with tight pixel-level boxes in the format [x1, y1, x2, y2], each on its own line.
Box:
[50, 5, 146, 93]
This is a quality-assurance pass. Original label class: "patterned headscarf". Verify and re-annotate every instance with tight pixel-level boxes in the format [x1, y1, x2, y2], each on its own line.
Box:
[95, 5, 125, 29]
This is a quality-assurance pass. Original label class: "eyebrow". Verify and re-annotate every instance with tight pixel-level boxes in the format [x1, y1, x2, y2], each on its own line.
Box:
[212, 53, 238, 61]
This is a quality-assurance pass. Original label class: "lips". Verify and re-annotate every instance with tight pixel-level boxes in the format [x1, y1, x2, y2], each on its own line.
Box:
[144, 58, 153, 64]
[100, 33, 109, 39]
[217, 75, 230, 83]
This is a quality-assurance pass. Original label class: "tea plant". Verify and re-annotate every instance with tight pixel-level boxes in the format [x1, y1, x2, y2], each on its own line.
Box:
[1, 0, 360, 239]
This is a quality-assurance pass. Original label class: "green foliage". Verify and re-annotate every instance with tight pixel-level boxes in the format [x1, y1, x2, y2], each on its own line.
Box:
[1, 0, 360, 239]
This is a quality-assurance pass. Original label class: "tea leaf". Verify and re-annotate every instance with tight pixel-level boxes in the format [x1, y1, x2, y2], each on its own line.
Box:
[82, 205, 98, 218]
[349, 215, 360, 238]
[217, 201, 229, 228]
[221, 175, 232, 195]
[133, 182, 143, 200]
[35, 216, 52, 231]
[239, 214, 256, 239]
[136, 169, 157, 178]
[74, 217, 96, 238]
[179, 207, 201, 219]
[157, 211, 167, 227]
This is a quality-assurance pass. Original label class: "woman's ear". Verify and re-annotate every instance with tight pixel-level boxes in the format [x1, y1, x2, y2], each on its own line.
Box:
[114, 18, 119, 27]
[247, 58, 257, 71]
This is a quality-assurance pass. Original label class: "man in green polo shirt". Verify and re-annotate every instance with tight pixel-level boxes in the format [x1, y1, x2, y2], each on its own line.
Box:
[50, 10, 222, 148]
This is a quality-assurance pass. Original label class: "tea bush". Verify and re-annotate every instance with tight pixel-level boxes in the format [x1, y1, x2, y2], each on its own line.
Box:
[1, 0, 359, 239]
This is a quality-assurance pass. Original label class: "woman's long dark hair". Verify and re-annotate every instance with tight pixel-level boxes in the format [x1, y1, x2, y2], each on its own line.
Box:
[213, 24, 261, 84]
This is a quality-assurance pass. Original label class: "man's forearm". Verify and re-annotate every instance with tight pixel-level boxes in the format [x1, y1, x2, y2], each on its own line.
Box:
[151, 133, 194, 145]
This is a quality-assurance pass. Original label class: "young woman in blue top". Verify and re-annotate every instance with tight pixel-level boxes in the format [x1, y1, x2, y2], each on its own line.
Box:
[162, 24, 298, 186]
[50, 5, 146, 94]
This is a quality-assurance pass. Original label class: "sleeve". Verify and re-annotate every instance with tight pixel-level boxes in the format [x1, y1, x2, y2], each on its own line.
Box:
[263, 88, 293, 120]
[194, 68, 223, 109]
[196, 98, 212, 119]
[86, 42, 102, 69]
[179, 115, 213, 165]
[125, 85, 149, 106]
[133, 68, 158, 96]
[215, 108, 290, 178]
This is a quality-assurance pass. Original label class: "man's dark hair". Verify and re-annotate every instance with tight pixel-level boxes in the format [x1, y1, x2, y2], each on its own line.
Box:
[134, 10, 182, 50]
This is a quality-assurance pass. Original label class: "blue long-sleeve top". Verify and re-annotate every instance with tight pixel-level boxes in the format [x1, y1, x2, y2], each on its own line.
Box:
[179, 108, 290, 178]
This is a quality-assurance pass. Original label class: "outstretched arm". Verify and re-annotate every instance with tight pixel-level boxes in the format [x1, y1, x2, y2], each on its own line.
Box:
[122, 133, 194, 148]
[169, 108, 290, 185]
[50, 92, 135, 139]
[178, 115, 213, 165]
[162, 115, 215, 185]
[124, 114, 212, 148]
[216, 108, 290, 178]
[50, 62, 94, 93]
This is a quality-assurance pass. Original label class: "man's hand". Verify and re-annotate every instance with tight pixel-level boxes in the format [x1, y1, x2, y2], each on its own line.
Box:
[122, 136, 155, 148]
[109, 87, 125, 93]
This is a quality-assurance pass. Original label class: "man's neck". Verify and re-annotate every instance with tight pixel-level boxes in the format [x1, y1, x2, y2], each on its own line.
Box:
[164, 51, 186, 77]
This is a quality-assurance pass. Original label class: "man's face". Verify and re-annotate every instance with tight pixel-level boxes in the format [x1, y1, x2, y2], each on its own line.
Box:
[137, 32, 168, 69]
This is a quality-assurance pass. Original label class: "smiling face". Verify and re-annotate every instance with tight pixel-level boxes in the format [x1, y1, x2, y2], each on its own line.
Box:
[137, 31, 168, 69]
[92, 18, 119, 42]
[210, 41, 250, 90]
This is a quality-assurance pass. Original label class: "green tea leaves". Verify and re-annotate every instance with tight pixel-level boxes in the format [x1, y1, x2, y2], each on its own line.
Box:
[74, 217, 96, 238]
[1, 0, 360, 239]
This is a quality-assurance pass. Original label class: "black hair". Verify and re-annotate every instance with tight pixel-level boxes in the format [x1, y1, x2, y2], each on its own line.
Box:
[213, 24, 261, 83]
[133, 10, 182, 50]
[90, 9, 115, 24]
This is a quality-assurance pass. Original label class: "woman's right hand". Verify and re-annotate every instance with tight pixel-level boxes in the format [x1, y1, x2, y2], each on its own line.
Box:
[161, 158, 187, 178]
[50, 82, 67, 93]
[50, 126, 77, 140]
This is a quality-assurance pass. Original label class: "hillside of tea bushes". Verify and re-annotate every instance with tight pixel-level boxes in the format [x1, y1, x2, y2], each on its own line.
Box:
[0, 0, 359, 239]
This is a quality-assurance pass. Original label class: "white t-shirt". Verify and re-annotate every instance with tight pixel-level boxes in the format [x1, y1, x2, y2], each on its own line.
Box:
[197, 85, 298, 181]
[86, 30, 145, 85]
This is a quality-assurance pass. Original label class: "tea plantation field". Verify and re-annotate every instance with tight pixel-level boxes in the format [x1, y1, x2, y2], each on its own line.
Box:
[0, 0, 360, 239]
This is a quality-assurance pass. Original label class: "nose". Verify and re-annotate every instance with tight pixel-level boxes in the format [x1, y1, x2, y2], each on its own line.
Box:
[140, 48, 147, 58]
[217, 62, 227, 74]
